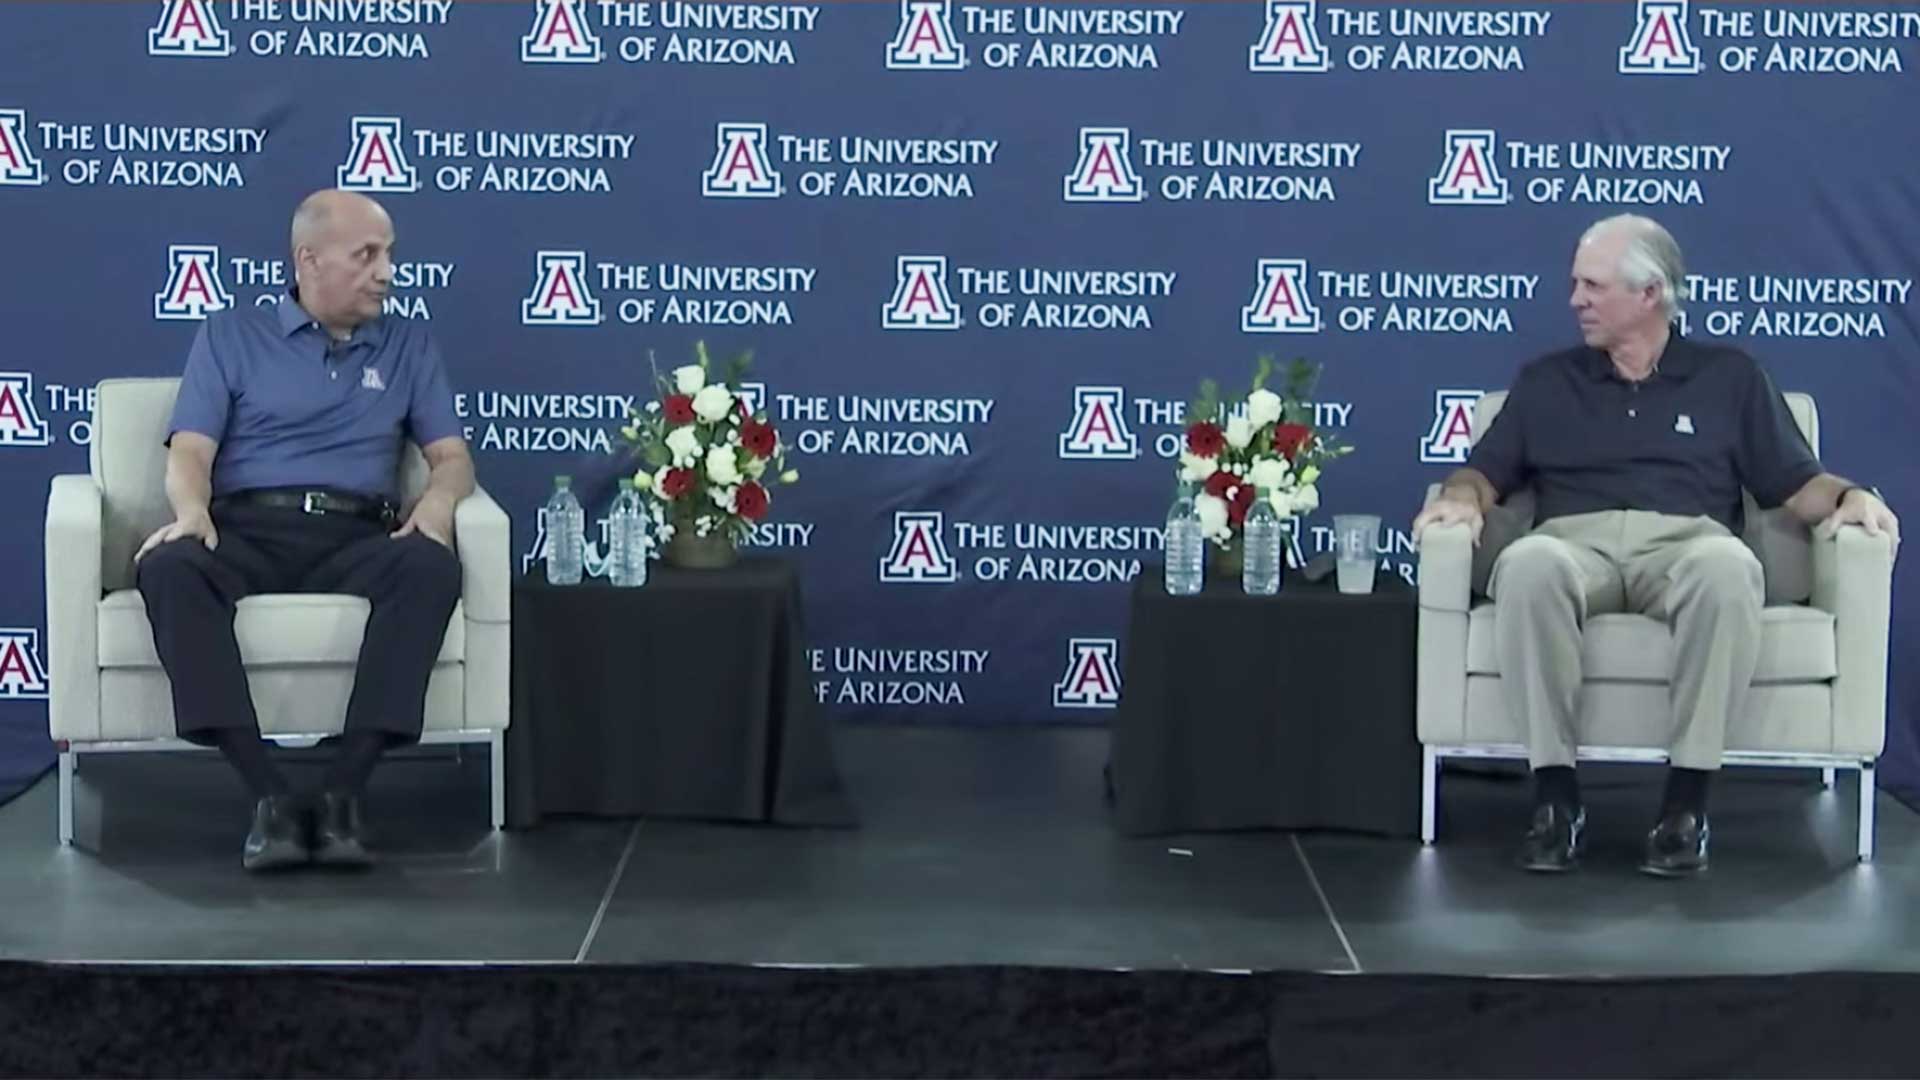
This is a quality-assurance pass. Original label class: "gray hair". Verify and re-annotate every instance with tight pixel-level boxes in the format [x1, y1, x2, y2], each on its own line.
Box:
[1582, 214, 1687, 320]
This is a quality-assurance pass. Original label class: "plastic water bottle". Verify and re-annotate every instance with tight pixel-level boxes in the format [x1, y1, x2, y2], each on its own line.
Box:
[543, 475, 585, 585]
[1242, 487, 1283, 596]
[607, 479, 649, 588]
[1163, 481, 1204, 596]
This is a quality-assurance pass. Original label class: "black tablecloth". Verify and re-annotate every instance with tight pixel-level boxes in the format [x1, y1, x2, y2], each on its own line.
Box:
[1110, 566, 1420, 837]
[506, 558, 855, 828]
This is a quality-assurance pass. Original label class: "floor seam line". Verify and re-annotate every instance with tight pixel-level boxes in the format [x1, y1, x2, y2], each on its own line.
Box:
[575, 821, 641, 964]
[1291, 835, 1361, 974]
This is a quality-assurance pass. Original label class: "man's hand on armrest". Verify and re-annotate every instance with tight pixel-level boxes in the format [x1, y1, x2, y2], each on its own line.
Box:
[393, 436, 476, 550]
[1413, 468, 1494, 546]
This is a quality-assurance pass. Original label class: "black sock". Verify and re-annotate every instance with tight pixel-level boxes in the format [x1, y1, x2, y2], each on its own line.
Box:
[214, 730, 288, 799]
[1533, 765, 1580, 810]
[323, 731, 393, 794]
[1662, 767, 1712, 815]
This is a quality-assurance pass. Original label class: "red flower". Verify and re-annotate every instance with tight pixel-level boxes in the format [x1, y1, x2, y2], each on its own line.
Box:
[1203, 470, 1237, 499]
[1186, 421, 1226, 457]
[740, 418, 778, 459]
[660, 468, 695, 499]
[1228, 483, 1257, 526]
[663, 395, 696, 425]
[735, 481, 769, 521]
[1273, 422, 1314, 462]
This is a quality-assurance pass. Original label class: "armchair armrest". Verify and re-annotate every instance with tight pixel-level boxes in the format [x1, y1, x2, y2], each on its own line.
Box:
[454, 485, 511, 623]
[1811, 524, 1894, 753]
[45, 475, 102, 742]
[1417, 495, 1473, 614]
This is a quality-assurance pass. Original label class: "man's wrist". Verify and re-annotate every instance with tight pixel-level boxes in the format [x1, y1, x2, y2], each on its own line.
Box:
[1839, 484, 1881, 509]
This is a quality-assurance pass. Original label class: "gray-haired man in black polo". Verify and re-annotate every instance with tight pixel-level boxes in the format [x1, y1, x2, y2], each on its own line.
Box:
[134, 190, 476, 872]
[1413, 214, 1898, 877]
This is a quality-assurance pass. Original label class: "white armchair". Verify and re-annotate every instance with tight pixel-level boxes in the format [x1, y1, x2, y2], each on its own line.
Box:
[1417, 391, 1895, 859]
[44, 377, 512, 846]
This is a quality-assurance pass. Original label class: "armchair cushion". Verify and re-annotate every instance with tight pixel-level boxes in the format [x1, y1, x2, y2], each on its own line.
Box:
[97, 591, 465, 669]
[1463, 604, 1836, 683]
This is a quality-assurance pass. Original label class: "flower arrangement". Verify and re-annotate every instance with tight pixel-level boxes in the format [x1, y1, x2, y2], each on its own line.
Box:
[1178, 356, 1351, 548]
[620, 342, 798, 553]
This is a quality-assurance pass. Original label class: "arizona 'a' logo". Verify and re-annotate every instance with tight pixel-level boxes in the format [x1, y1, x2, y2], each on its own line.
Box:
[1242, 258, 1322, 334]
[887, 0, 966, 70]
[523, 0, 603, 63]
[0, 373, 51, 447]
[0, 628, 50, 699]
[0, 109, 46, 186]
[1064, 128, 1144, 203]
[1053, 638, 1120, 709]
[702, 123, 783, 198]
[522, 251, 602, 326]
[879, 511, 958, 582]
[1060, 387, 1138, 460]
[1250, 0, 1329, 72]
[338, 117, 418, 193]
[1619, 0, 1700, 75]
[1429, 130, 1509, 205]
[1422, 390, 1484, 464]
[150, 0, 233, 57]
[154, 245, 232, 321]
[882, 255, 962, 330]
[735, 381, 768, 418]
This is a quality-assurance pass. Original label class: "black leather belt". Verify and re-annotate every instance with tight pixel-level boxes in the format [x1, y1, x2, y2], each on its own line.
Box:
[219, 488, 399, 526]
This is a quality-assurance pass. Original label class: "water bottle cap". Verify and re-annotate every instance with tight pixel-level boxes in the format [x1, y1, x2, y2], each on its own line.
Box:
[554, 475, 571, 487]
[618, 478, 635, 490]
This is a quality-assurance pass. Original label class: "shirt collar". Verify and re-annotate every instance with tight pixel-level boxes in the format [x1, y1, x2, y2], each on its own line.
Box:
[1579, 326, 1701, 383]
[278, 288, 386, 346]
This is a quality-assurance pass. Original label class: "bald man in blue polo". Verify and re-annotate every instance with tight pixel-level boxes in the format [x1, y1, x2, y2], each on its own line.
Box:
[135, 190, 476, 872]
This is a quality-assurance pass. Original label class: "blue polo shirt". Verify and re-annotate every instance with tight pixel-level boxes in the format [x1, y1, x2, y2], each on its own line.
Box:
[168, 293, 463, 501]
[1467, 334, 1822, 533]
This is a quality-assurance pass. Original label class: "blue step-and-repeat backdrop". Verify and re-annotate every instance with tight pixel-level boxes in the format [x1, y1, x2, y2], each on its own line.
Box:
[0, 0, 1915, 795]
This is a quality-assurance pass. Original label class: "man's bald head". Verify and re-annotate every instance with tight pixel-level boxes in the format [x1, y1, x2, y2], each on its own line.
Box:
[288, 189, 396, 337]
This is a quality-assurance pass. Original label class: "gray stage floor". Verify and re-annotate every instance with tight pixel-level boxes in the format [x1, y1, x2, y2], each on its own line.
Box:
[1, 725, 1914, 976]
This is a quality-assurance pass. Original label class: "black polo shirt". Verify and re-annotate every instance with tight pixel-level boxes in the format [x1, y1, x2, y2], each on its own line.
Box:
[1466, 334, 1822, 533]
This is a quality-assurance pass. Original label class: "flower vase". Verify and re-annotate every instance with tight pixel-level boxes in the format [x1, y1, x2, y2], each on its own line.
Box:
[1210, 534, 1244, 579]
[664, 529, 738, 570]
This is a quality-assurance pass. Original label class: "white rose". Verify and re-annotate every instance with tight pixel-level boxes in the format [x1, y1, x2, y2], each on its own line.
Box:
[1225, 415, 1254, 451]
[693, 384, 733, 423]
[1248, 456, 1291, 492]
[1294, 483, 1320, 515]
[1195, 493, 1231, 540]
[1247, 388, 1283, 428]
[705, 445, 742, 486]
[1179, 452, 1215, 484]
[1268, 488, 1297, 518]
[711, 485, 738, 514]
[664, 425, 701, 465]
[673, 365, 706, 395]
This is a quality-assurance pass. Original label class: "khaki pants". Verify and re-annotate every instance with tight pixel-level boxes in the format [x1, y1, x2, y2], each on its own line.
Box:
[1488, 510, 1764, 771]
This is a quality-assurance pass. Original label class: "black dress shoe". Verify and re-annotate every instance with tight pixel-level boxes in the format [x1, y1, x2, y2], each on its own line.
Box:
[312, 790, 372, 868]
[1516, 803, 1585, 873]
[1640, 809, 1710, 877]
[243, 795, 310, 872]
